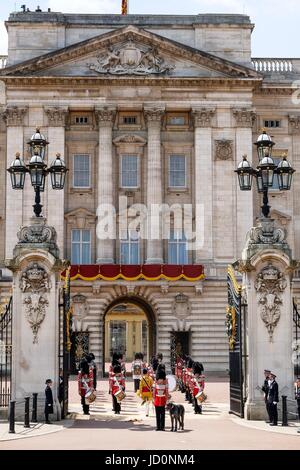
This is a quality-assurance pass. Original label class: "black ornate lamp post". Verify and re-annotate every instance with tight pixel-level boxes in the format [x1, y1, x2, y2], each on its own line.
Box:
[7, 128, 68, 217]
[235, 130, 295, 218]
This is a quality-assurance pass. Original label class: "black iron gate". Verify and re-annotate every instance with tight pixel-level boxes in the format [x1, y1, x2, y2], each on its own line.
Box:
[170, 331, 190, 374]
[59, 267, 72, 418]
[0, 297, 12, 407]
[226, 265, 245, 418]
[293, 298, 300, 377]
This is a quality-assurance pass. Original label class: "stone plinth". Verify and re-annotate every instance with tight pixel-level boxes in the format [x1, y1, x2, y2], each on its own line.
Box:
[6, 217, 66, 420]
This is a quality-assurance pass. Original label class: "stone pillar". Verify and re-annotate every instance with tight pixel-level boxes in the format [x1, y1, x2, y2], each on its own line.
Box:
[193, 108, 215, 263]
[45, 107, 68, 256]
[237, 218, 296, 420]
[6, 217, 65, 419]
[144, 105, 165, 264]
[2, 106, 28, 259]
[95, 107, 116, 264]
[289, 115, 300, 259]
[233, 108, 256, 257]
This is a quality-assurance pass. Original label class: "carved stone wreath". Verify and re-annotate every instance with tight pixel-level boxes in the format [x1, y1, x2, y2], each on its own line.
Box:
[255, 263, 287, 342]
[20, 263, 51, 344]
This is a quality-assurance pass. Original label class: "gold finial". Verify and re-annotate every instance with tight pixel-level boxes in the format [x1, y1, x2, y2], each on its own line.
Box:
[261, 127, 266, 133]
[56, 152, 61, 157]
[15, 152, 20, 158]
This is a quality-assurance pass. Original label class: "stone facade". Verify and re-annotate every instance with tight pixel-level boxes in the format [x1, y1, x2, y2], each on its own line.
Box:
[0, 11, 300, 373]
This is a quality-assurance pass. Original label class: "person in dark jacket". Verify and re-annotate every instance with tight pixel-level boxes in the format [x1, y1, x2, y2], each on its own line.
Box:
[262, 369, 271, 422]
[267, 373, 279, 426]
[87, 353, 97, 390]
[45, 379, 54, 424]
[295, 377, 300, 420]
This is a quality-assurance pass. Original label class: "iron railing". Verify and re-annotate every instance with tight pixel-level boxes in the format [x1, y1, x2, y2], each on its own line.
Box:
[0, 297, 13, 407]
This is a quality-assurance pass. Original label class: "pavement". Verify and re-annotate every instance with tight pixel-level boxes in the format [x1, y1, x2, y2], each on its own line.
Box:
[0, 377, 299, 450]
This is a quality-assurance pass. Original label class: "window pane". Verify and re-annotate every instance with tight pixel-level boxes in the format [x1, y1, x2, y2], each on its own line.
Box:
[73, 155, 90, 187]
[130, 243, 140, 264]
[82, 230, 91, 242]
[72, 229, 80, 242]
[121, 155, 138, 187]
[71, 243, 81, 264]
[81, 243, 91, 264]
[178, 243, 188, 264]
[120, 242, 130, 264]
[169, 155, 186, 187]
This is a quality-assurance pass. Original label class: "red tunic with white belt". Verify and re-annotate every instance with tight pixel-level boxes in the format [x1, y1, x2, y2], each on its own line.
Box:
[153, 379, 168, 407]
[111, 373, 125, 396]
[78, 369, 93, 397]
[193, 375, 205, 397]
[175, 358, 184, 379]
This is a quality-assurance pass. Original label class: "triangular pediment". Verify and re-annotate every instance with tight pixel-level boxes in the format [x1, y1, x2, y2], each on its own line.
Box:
[1, 25, 260, 80]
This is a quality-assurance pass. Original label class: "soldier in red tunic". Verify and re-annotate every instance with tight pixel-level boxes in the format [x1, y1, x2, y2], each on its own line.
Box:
[192, 362, 205, 414]
[111, 364, 126, 414]
[78, 358, 93, 415]
[153, 367, 169, 431]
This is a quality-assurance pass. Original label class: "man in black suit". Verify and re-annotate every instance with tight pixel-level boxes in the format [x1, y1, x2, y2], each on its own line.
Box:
[45, 379, 54, 424]
[267, 373, 279, 426]
[262, 369, 271, 422]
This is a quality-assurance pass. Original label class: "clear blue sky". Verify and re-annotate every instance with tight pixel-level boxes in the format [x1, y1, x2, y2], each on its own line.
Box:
[0, 0, 298, 57]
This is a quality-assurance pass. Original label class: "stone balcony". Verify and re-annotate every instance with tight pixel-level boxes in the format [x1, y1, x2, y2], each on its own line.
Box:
[252, 57, 300, 79]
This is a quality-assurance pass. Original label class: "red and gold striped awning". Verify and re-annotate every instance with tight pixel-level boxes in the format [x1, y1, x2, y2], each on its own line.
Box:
[61, 265, 204, 282]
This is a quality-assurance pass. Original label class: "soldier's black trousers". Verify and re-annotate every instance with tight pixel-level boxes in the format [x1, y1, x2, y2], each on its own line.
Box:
[155, 406, 165, 430]
[269, 403, 278, 425]
[134, 379, 140, 392]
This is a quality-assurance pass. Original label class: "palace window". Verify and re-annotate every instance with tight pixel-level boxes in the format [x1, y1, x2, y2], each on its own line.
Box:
[120, 155, 139, 188]
[264, 120, 281, 128]
[168, 230, 188, 264]
[122, 116, 137, 125]
[169, 155, 186, 188]
[75, 116, 89, 124]
[73, 154, 91, 188]
[166, 112, 189, 129]
[71, 229, 91, 264]
[120, 230, 140, 264]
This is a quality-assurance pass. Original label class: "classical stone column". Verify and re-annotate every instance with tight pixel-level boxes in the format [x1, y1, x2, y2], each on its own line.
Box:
[6, 217, 66, 419]
[233, 108, 256, 257]
[144, 106, 165, 264]
[289, 115, 300, 259]
[237, 218, 296, 420]
[193, 108, 215, 263]
[1, 106, 28, 259]
[95, 107, 116, 264]
[44, 107, 68, 256]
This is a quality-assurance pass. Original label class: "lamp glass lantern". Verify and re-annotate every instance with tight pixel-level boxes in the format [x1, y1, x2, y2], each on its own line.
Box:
[49, 153, 68, 189]
[27, 128, 49, 160]
[7, 153, 27, 190]
[256, 155, 276, 192]
[235, 155, 254, 190]
[28, 154, 47, 191]
[276, 156, 295, 191]
[254, 130, 275, 161]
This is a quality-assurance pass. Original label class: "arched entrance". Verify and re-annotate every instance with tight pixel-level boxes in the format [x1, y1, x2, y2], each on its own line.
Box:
[102, 297, 156, 375]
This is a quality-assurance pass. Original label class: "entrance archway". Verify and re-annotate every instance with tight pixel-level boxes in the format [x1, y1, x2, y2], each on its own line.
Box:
[102, 297, 156, 376]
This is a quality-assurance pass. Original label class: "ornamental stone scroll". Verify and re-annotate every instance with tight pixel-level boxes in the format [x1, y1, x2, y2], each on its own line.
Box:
[255, 263, 287, 342]
[20, 263, 51, 344]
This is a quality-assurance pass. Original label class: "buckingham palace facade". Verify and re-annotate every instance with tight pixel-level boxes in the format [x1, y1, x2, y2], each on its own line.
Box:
[0, 10, 300, 373]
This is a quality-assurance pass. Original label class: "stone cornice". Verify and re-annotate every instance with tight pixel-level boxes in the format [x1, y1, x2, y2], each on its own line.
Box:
[0, 105, 28, 126]
[232, 107, 256, 128]
[44, 106, 68, 127]
[192, 107, 216, 127]
[0, 26, 259, 79]
[288, 115, 300, 134]
[144, 106, 165, 124]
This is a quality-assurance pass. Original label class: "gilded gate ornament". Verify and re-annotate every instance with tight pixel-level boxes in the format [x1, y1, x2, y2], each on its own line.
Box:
[255, 263, 287, 342]
[226, 305, 237, 350]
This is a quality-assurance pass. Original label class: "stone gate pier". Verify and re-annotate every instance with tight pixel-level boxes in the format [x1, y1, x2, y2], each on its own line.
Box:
[236, 218, 297, 420]
[6, 217, 66, 420]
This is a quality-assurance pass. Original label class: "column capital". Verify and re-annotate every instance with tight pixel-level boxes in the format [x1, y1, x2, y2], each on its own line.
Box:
[95, 107, 116, 127]
[1, 106, 28, 126]
[144, 106, 165, 124]
[232, 107, 256, 128]
[44, 106, 68, 127]
[192, 107, 215, 127]
[288, 114, 300, 134]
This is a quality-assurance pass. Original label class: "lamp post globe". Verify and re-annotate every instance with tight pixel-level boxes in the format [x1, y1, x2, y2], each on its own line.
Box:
[27, 128, 49, 160]
[254, 130, 275, 161]
[7, 152, 27, 190]
[235, 155, 254, 191]
[49, 153, 68, 190]
[276, 156, 295, 191]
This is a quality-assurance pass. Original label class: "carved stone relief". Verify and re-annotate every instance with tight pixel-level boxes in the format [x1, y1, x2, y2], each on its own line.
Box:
[88, 40, 174, 76]
[255, 263, 287, 342]
[173, 293, 191, 320]
[72, 294, 89, 321]
[20, 263, 51, 344]
[215, 139, 233, 160]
